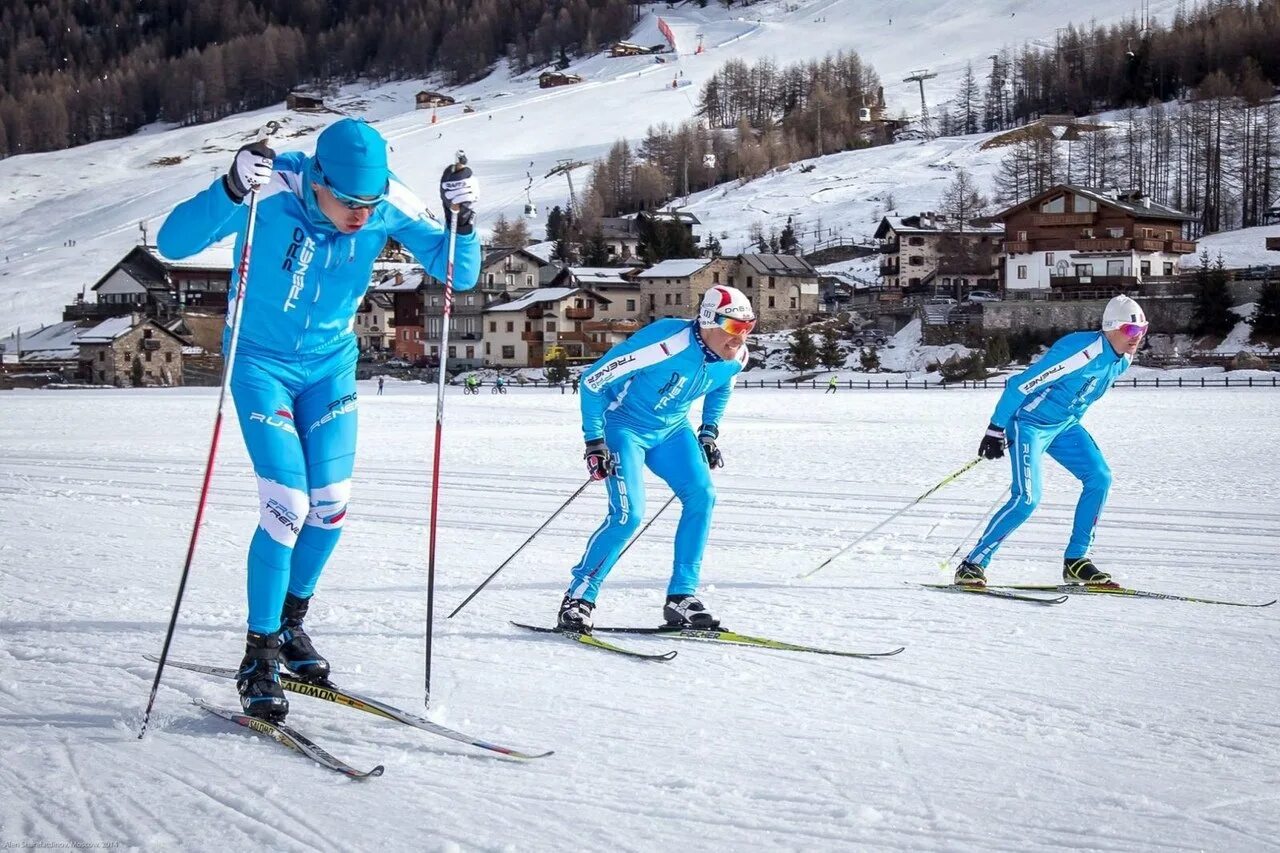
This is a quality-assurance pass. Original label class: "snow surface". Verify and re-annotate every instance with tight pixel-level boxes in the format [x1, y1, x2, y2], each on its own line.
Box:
[0, 0, 1198, 337]
[2, 384, 1277, 850]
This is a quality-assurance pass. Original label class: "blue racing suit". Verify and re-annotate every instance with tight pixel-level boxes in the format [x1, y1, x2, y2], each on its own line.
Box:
[567, 319, 746, 603]
[158, 152, 479, 633]
[966, 331, 1132, 567]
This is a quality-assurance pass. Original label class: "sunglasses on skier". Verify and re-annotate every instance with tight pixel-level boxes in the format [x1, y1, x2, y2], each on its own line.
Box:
[713, 314, 757, 336]
[1117, 322, 1148, 339]
[315, 163, 386, 210]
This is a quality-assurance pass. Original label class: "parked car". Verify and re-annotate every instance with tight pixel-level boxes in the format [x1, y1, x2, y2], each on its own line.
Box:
[852, 328, 889, 347]
[964, 290, 1001, 303]
[925, 297, 958, 306]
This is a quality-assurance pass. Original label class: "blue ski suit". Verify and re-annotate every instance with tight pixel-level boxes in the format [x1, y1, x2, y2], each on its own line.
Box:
[966, 331, 1132, 567]
[567, 319, 747, 603]
[158, 152, 479, 633]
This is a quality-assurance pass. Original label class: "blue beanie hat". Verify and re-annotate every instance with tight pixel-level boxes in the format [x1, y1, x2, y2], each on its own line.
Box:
[313, 118, 389, 200]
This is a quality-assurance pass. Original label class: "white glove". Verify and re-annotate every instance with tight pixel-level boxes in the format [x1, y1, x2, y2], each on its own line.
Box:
[440, 169, 479, 207]
[226, 141, 275, 202]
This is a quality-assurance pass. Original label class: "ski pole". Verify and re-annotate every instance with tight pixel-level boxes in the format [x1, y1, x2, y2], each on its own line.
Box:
[799, 457, 981, 579]
[447, 477, 594, 619]
[615, 493, 677, 564]
[140, 182, 264, 739]
[425, 150, 466, 708]
[938, 486, 1009, 571]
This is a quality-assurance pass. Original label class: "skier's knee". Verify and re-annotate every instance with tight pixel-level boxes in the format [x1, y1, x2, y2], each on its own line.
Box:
[1087, 463, 1112, 492]
[256, 477, 309, 547]
[679, 480, 716, 513]
[306, 478, 351, 529]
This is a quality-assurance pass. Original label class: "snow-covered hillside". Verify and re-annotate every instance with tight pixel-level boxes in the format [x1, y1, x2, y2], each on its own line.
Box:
[0, 0, 1198, 337]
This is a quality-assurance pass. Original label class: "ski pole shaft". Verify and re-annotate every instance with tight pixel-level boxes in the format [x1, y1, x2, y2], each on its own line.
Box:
[140, 186, 263, 738]
[615, 493, 676, 564]
[447, 477, 594, 619]
[800, 457, 981, 579]
[425, 152, 466, 708]
[939, 486, 1009, 571]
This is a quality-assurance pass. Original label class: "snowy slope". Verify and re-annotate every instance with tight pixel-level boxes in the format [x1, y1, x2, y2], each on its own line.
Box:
[0, 0, 1192, 336]
[1, 385, 1277, 849]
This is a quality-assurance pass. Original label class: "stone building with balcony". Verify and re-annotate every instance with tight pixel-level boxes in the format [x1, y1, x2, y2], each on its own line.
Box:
[874, 213, 1003, 296]
[482, 287, 614, 367]
[635, 258, 736, 323]
[548, 267, 645, 322]
[354, 292, 396, 355]
[999, 186, 1196, 294]
[479, 246, 556, 296]
[737, 253, 822, 330]
[76, 315, 186, 387]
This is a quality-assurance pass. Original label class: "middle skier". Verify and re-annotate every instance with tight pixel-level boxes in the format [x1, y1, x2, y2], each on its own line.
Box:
[559, 285, 754, 633]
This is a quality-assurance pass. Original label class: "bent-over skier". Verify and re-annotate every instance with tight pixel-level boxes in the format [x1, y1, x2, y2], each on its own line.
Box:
[955, 294, 1147, 587]
[558, 285, 753, 633]
[158, 119, 481, 721]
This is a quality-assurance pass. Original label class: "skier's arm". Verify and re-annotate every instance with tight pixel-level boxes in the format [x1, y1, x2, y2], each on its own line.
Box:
[156, 176, 248, 260]
[699, 347, 747, 432]
[578, 327, 671, 442]
[989, 335, 1099, 428]
[384, 181, 480, 292]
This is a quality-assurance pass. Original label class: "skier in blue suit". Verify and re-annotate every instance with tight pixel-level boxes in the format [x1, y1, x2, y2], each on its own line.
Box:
[158, 119, 481, 721]
[955, 295, 1149, 587]
[558, 285, 755, 633]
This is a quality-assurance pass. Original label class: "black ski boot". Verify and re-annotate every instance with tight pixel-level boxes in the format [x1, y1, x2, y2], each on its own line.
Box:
[279, 593, 331, 682]
[236, 630, 288, 723]
[1063, 557, 1113, 586]
[663, 594, 720, 630]
[557, 596, 595, 633]
[954, 561, 987, 586]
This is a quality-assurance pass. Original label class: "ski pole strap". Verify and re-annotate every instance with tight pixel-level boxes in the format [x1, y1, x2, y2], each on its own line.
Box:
[800, 457, 982, 579]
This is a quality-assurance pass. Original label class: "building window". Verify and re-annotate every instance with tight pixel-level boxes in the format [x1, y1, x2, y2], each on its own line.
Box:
[1017, 265, 1027, 280]
[746, 276, 753, 288]
[728, 276, 735, 286]
[649, 294, 655, 308]
[1040, 196, 1065, 213]
[1017, 231, 1028, 242]
[489, 321, 496, 332]
[165, 352, 173, 363]
[574, 298, 583, 308]
[1044, 252, 1054, 266]
[908, 256, 924, 266]
[97, 370, 105, 381]
[1164, 262, 1174, 276]
[713, 272, 720, 284]
[98, 351, 105, 362]
[448, 346, 456, 358]
[466, 346, 474, 358]
[1140, 261, 1151, 276]
[502, 345, 515, 359]
[1108, 228, 1124, 239]
[1074, 195, 1098, 213]
[789, 296, 797, 308]
[1074, 264, 1094, 276]
[546, 321, 556, 332]
[1081, 228, 1094, 238]
[768, 276, 776, 288]
[486, 273, 495, 285]
[430, 295, 440, 307]
[526, 275, 534, 287]
[505, 274, 514, 287]
[145, 351, 152, 362]
[665, 293, 672, 305]
[506, 322, 514, 333]
[767, 296, 775, 308]
[908, 236, 925, 246]
[626, 299, 636, 311]
[674, 293, 682, 305]
[524, 321, 531, 332]
[485, 343, 491, 355]
[1108, 260, 1125, 276]
[143, 328, 153, 339]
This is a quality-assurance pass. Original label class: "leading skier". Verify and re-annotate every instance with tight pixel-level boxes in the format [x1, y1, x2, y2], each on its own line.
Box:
[954, 294, 1148, 587]
[558, 285, 754, 633]
[158, 118, 480, 721]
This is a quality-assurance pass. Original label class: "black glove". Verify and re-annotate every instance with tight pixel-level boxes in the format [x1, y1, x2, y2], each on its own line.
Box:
[978, 424, 1007, 460]
[698, 424, 724, 469]
[585, 438, 615, 480]
[224, 140, 276, 203]
[440, 164, 477, 235]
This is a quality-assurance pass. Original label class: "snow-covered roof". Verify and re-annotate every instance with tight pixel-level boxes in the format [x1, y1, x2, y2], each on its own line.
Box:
[523, 241, 557, 264]
[485, 287, 584, 312]
[149, 241, 235, 271]
[876, 214, 1004, 237]
[0, 320, 84, 362]
[635, 259, 710, 279]
[76, 316, 137, 344]
[570, 267, 636, 286]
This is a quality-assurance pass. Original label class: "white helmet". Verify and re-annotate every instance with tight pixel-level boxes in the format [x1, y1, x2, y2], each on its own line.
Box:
[1102, 294, 1147, 331]
[698, 285, 755, 331]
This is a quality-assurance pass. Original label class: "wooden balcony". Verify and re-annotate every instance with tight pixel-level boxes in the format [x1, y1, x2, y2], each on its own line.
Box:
[1003, 241, 1030, 253]
[583, 319, 640, 333]
[1168, 240, 1197, 254]
[1134, 237, 1164, 252]
[1050, 274, 1138, 292]
[555, 331, 591, 344]
[1074, 238, 1132, 253]
[588, 341, 611, 354]
[565, 306, 595, 320]
[521, 330, 544, 342]
[1030, 212, 1095, 226]
[879, 261, 898, 276]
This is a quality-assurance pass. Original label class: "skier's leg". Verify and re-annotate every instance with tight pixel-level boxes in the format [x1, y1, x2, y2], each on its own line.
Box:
[230, 354, 308, 635]
[965, 420, 1049, 568]
[1047, 423, 1112, 561]
[289, 343, 359, 599]
[646, 427, 715, 597]
[566, 429, 646, 604]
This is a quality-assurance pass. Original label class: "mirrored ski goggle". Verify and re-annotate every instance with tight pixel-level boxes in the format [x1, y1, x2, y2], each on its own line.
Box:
[714, 314, 756, 336]
[1117, 322, 1148, 339]
[316, 165, 386, 210]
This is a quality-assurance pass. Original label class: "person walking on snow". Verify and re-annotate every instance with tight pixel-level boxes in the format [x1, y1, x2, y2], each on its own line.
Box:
[954, 295, 1147, 588]
[826, 375, 838, 394]
[157, 118, 481, 722]
[559, 285, 753, 634]
[377, 375, 385, 395]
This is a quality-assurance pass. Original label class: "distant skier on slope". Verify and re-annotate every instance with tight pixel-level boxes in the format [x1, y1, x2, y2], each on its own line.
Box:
[558, 285, 752, 634]
[157, 118, 481, 722]
[954, 294, 1148, 588]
